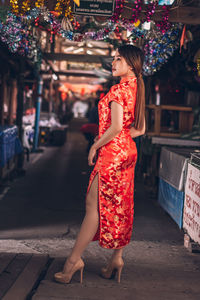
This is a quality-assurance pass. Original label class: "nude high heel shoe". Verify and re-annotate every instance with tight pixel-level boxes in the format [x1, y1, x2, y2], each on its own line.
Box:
[101, 257, 124, 283]
[54, 258, 84, 284]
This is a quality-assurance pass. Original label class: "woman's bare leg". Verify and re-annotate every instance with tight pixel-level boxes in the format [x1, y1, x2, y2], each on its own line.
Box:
[111, 248, 124, 260]
[63, 174, 99, 272]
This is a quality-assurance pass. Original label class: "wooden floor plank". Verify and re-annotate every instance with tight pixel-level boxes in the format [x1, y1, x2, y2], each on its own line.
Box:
[0, 253, 32, 299]
[43, 257, 63, 280]
[0, 253, 16, 274]
[2, 254, 49, 300]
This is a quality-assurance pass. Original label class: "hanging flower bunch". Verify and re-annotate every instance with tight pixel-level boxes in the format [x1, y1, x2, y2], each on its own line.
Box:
[9, 0, 74, 19]
[21, 0, 31, 15]
[35, 0, 45, 8]
[131, 0, 142, 23]
[146, 0, 158, 23]
[54, 0, 73, 20]
[156, 4, 171, 33]
[112, 0, 172, 33]
[10, 0, 19, 15]
[111, 0, 125, 22]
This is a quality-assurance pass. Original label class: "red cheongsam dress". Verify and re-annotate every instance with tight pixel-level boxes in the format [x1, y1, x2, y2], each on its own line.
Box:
[87, 76, 138, 249]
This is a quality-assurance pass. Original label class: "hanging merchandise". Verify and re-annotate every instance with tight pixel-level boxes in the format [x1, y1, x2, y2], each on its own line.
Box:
[0, 3, 182, 75]
[143, 23, 181, 76]
[131, 0, 142, 24]
[10, 0, 19, 15]
[0, 12, 42, 69]
[111, 0, 125, 22]
[21, 0, 31, 15]
[54, 0, 73, 20]
[145, 1, 158, 23]
[35, 0, 45, 8]
[156, 4, 171, 33]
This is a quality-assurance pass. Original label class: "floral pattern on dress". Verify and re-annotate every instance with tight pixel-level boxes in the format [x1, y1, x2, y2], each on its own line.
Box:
[87, 76, 138, 249]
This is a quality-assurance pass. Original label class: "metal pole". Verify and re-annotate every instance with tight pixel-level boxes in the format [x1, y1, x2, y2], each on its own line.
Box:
[16, 59, 25, 142]
[33, 76, 43, 151]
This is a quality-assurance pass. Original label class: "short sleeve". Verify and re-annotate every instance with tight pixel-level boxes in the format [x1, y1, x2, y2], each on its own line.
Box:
[108, 84, 124, 107]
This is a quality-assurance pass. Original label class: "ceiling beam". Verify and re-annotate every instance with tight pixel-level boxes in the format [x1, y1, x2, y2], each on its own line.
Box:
[61, 43, 111, 51]
[122, 5, 200, 25]
[44, 53, 111, 63]
[41, 69, 99, 77]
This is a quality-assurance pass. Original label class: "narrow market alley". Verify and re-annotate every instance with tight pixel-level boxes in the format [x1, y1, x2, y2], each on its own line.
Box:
[0, 119, 200, 300]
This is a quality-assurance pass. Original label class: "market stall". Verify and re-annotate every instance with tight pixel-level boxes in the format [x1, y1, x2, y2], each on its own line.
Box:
[158, 147, 199, 228]
[0, 125, 22, 180]
[183, 154, 200, 251]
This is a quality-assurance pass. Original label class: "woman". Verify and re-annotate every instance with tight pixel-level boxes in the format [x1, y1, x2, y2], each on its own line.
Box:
[54, 45, 146, 284]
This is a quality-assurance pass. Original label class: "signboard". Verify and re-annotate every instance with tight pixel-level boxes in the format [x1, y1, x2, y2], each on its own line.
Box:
[74, 0, 115, 17]
[183, 163, 200, 245]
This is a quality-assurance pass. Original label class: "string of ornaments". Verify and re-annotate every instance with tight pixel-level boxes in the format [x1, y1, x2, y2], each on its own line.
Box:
[8, 0, 172, 32]
[0, 1, 182, 75]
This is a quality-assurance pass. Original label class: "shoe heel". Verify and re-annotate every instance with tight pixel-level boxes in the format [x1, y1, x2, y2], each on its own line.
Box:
[80, 267, 84, 283]
[117, 266, 123, 283]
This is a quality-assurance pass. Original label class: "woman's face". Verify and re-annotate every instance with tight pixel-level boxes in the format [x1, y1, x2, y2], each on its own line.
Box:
[112, 50, 133, 78]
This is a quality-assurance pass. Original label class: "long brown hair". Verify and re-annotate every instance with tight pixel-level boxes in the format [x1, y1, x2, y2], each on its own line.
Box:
[118, 45, 145, 130]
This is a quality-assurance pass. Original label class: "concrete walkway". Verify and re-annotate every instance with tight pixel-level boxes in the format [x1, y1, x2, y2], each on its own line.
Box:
[0, 118, 200, 300]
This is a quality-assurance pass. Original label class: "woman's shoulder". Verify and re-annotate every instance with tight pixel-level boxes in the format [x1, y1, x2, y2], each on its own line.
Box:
[109, 82, 126, 94]
[110, 81, 133, 98]
[110, 83, 120, 92]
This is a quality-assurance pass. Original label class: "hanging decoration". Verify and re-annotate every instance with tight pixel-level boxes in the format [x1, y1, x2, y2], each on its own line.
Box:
[180, 24, 186, 53]
[131, 0, 142, 24]
[156, 4, 171, 33]
[0, 12, 41, 69]
[7, 0, 175, 34]
[143, 23, 181, 76]
[134, 19, 140, 27]
[146, 0, 158, 23]
[9, 0, 74, 19]
[129, 27, 145, 43]
[35, 0, 45, 8]
[0, 2, 182, 75]
[61, 17, 73, 31]
[111, 0, 124, 22]
[21, 0, 31, 15]
[10, 0, 19, 15]
[54, 0, 73, 20]
[73, 0, 80, 6]
[55, 0, 65, 16]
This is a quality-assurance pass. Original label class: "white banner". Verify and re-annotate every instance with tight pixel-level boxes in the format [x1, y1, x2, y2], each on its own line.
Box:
[183, 163, 200, 245]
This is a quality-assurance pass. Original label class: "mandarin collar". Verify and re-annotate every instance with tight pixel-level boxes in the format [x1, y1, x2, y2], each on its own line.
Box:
[120, 76, 137, 84]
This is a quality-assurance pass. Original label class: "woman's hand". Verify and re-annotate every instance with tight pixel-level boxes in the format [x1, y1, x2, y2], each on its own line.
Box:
[94, 136, 99, 143]
[88, 145, 97, 166]
[130, 121, 146, 138]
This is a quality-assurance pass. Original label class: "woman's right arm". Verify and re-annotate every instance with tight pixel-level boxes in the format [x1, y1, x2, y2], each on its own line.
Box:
[130, 120, 146, 138]
[88, 101, 123, 166]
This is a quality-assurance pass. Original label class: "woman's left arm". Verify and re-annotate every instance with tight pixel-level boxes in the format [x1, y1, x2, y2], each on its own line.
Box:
[88, 101, 123, 166]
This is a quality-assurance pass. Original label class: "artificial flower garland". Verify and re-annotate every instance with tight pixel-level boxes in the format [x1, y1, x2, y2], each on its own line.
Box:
[35, 0, 45, 8]
[0, 7, 181, 75]
[146, 0, 158, 23]
[131, 0, 142, 24]
[9, 0, 172, 33]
